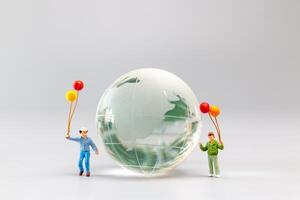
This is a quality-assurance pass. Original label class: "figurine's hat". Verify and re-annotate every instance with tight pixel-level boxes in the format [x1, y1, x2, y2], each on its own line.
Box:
[80, 127, 88, 132]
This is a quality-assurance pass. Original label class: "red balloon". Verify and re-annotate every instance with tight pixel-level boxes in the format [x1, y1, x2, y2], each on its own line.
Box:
[200, 102, 210, 113]
[73, 80, 84, 91]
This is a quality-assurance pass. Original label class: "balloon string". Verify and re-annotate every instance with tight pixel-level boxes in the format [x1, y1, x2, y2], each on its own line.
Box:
[208, 113, 220, 140]
[214, 116, 220, 134]
[69, 91, 79, 128]
[214, 116, 222, 142]
[67, 102, 73, 132]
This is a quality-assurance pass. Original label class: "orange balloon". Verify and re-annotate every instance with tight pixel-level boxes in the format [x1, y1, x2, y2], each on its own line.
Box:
[209, 105, 220, 117]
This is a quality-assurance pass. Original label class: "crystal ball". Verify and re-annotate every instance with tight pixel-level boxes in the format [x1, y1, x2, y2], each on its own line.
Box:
[96, 68, 201, 176]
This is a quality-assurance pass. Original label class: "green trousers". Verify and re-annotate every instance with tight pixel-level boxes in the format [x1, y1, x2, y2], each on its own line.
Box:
[208, 155, 220, 175]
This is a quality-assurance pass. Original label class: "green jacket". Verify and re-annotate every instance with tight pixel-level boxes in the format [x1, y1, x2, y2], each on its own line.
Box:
[200, 140, 224, 156]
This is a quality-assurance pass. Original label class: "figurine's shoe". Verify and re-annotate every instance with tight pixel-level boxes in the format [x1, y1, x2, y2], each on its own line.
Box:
[79, 171, 84, 176]
[209, 174, 213, 177]
[215, 174, 221, 178]
[86, 172, 90, 177]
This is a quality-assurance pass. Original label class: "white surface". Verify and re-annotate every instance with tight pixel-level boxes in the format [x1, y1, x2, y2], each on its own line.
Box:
[1, 112, 299, 200]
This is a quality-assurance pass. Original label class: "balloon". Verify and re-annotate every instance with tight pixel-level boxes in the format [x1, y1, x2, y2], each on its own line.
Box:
[73, 80, 84, 91]
[209, 105, 221, 117]
[200, 102, 210, 113]
[65, 90, 77, 102]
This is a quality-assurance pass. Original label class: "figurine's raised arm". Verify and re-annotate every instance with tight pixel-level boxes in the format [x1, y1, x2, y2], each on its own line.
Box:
[67, 136, 81, 142]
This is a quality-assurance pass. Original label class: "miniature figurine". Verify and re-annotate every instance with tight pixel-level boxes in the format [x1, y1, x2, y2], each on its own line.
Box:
[199, 102, 224, 177]
[66, 127, 99, 177]
[65, 80, 99, 177]
[199, 132, 224, 177]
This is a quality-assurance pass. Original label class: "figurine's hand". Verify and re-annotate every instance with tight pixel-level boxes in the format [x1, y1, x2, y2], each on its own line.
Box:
[95, 150, 99, 155]
[65, 128, 70, 137]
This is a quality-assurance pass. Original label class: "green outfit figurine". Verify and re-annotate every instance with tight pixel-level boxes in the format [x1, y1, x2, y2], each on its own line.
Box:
[200, 132, 224, 177]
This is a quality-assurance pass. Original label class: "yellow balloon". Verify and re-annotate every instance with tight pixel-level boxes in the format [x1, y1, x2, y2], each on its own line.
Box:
[209, 105, 221, 117]
[65, 90, 77, 102]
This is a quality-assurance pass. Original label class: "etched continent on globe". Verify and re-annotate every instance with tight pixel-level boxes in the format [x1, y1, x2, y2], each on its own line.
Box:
[96, 68, 201, 175]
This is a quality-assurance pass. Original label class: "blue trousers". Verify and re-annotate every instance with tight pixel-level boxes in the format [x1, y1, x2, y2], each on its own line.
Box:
[78, 151, 90, 172]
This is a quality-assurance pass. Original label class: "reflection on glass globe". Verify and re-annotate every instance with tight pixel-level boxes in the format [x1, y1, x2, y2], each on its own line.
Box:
[96, 68, 201, 176]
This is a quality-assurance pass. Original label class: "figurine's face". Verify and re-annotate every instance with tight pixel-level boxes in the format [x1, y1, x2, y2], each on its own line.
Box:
[208, 135, 215, 141]
[81, 131, 88, 138]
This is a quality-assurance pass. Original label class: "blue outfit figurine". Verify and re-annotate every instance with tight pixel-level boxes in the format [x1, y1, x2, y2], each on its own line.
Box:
[66, 127, 99, 177]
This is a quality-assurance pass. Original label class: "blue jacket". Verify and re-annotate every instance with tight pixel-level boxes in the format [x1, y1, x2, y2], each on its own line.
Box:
[68, 136, 98, 152]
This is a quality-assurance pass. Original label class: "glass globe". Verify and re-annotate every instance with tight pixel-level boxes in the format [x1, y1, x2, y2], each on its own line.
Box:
[96, 68, 201, 176]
